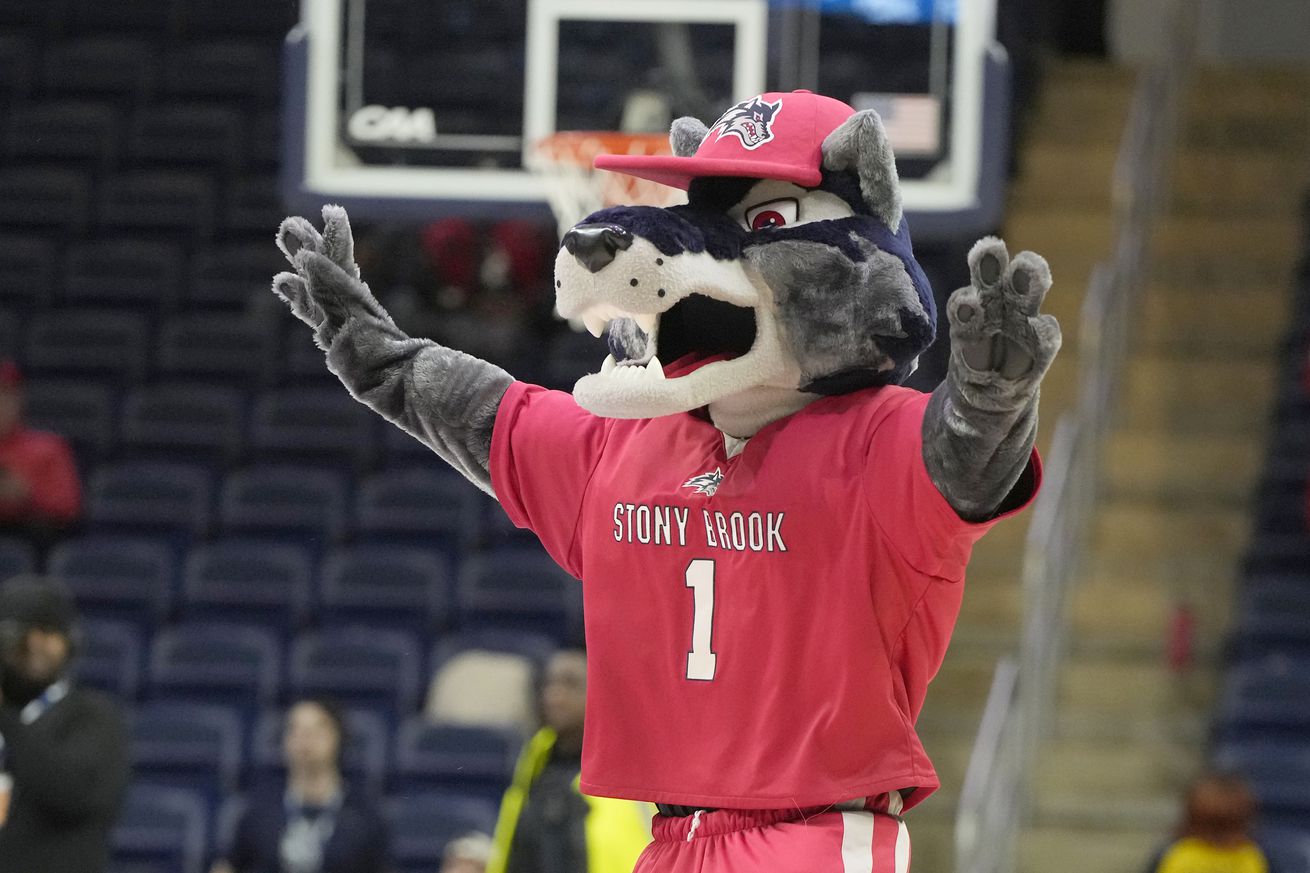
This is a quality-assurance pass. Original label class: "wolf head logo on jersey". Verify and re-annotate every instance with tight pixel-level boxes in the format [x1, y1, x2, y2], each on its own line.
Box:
[710, 96, 783, 150]
[682, 469, 724, 497]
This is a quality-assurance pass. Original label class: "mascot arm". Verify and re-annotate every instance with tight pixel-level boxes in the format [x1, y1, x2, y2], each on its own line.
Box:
[272, 206, 513, 494]
[922, 237, 1062, 522]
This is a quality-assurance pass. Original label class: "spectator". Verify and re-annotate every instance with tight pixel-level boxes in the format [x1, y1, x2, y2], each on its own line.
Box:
[1146, 773, 1275, 873]
[0, 361, 82, 546]
[0, 576, 129, 873]
[212, 699, 388, 873]
[441, 831, 492, 873]
[488, 649, 650, 873]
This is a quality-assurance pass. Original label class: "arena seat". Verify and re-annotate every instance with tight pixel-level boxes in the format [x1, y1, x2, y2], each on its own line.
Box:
[189, 241, 286, 310]
[76, 618, 144, 700]
[221, 173, 285, 237]
[98, 170, 215, 239]
[4, 100, 121, 175]
[70, 0, 182, 35]
[85, 461, 211, 537]
[111, 784, 209, 873]
[25, 378, 116, 460]
[0, 235, 56, 310]
[0, 167, 92, 235]
[129, 700, 244, 801]
[288, 626, 422, 718]
[319, 544, 451, 633]
[127, 103, 243, 173]
[456, 547, 580, 640]
[1260, 826, 1310, 873]
[63, 239, 184, 309]
[391, 718, 519, 800]
[179, 539, 312, 632]
[41, 37, 157, 104]
[217, 465, 348, 542]
[25, 309, 147, 383]
[147, 621, 282, 710]
[355, 468, 478, 549]
[49, 535, 174, 626]
[0, 537, 34, 583]
[0, 34, 37, 103]
[156, 313, 278, 384]
[248, 388, 377, 469]
[248, 705, 390, 796]
[164, 42, 278, 103]
[384, 790, 498, 873]
[118, 383, 245, 464]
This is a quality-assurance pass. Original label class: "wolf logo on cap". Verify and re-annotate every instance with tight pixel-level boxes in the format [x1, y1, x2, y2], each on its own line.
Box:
[709, 95, 782, 150]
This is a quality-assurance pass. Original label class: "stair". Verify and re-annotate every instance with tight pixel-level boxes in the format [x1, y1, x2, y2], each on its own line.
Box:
[1015, 64, 1310, 873]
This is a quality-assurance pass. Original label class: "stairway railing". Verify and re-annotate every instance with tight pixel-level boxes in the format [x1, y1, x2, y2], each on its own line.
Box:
[953, 3, 1198, 870]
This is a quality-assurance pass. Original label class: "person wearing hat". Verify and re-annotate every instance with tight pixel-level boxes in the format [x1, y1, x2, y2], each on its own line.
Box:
[0, 360, 82, 548]
[0, 576, 129, 873]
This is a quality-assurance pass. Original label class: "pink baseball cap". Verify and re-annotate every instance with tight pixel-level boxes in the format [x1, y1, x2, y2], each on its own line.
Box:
[594, 90, 857, 191]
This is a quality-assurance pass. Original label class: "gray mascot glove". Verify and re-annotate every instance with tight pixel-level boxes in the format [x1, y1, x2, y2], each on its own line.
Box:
[272, 205, 512, 494]
[923, 237, 1063, 521]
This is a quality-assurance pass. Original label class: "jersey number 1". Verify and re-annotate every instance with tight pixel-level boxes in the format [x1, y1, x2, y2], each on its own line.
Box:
[685, 559, 717, 680]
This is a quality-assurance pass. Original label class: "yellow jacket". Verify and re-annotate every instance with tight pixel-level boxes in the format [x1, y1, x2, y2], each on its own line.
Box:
[1156, 837, 1269, 873]
[488, 728, 652, 873]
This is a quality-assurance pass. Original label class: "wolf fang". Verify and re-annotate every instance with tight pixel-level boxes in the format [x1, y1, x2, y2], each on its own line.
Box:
[703, 510, 787, 553]
[613, 503, 690, 546]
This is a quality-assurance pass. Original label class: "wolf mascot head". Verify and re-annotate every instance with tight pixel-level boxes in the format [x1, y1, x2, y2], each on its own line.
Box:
[552, 90, 936, 435]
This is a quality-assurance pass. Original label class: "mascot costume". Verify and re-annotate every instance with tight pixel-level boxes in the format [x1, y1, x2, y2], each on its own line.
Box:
[273, 91, 1061, 872]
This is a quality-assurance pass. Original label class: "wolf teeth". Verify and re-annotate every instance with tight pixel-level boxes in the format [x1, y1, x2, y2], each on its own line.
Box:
[646, 357, 664, 379]
[601, 354, 617, 374]
[635, 313, 658, 336]
[583, 313, 608, 338]
[601, 356, 666, 381]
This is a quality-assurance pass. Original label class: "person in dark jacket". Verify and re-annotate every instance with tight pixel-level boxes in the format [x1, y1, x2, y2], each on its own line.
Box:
[0, 576, 129, 873]
[212, 698, 388, 873]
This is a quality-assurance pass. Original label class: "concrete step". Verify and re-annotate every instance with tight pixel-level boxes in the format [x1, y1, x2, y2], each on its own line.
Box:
[903, 818, 955, 873]
[1136, 284, 1290, 355]
[1031, 63, 1134, 148]
[1102, 429, 1263, 501]
[1020, 824, 1165, 873]
[1116, 356, 1278, 434]
[1094, 499, 1250, 563]
[1153, 213, 1303, 264]
[1170, 148, 1310, 217]
[1058, 655, 1217, 721]
[1011, 142, 1117, 210]
[1034, 739, 1195, 819]
[1070, 568, 1238, 653]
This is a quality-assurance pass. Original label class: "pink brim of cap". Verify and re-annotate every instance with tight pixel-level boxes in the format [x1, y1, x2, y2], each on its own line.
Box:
[593, 153, 823, 192]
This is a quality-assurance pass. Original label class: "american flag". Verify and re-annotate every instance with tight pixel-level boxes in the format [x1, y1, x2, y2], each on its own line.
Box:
[851, 93, 942, 157]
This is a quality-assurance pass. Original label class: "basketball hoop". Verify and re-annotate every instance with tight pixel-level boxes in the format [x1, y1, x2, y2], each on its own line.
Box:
[529, 131, 686, 238]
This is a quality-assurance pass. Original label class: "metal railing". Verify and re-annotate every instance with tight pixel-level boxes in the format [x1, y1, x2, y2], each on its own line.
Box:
[953, 2, 1198, 870]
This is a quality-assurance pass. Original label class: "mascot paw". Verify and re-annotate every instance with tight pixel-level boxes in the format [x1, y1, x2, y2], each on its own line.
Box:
[947, 237, 1061, 381]
[272, 205, 391, 350]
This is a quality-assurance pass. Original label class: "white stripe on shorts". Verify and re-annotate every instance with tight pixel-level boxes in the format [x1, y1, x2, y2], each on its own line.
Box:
[895, 818, 911, 872]
[840, 811, 874, 873]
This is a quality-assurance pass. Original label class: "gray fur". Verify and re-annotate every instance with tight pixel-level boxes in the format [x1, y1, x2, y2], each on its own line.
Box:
[670, 116, 710, 157]
[922, 237, 1062, 520]
[274, 207, 512, 494]
[747, 234, 924, 385]
[821, 111, 903, 232]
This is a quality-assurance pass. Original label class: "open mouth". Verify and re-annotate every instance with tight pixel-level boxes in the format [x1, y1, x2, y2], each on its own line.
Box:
[575, 294, 759, 382]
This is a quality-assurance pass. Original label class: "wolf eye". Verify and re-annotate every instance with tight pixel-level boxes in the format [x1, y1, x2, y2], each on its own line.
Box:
[744, 198, 797, 232]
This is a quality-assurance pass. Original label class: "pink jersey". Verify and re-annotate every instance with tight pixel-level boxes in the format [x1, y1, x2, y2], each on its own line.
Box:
[489, 377, 1039, 812]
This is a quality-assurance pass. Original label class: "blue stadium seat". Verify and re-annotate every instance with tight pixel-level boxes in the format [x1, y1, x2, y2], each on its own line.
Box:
[248, 388, 376, 468]
[148, 621, 282, 709]
[0, 34, 37, 103]
[128, 103, 243, 172]
[1244, 535, 1310, 577]
[189, 242, 285, 310]
[62, 239, 184, 309]
[25, 378, 115, 461]
[130, 700, 244, 801]
[180, 539, 312, 631]
[280, 327, 338, 384]
[218, 466, 348, 542]
[76, 618, 143, 700]
[164, 42, 278, 103]
[248, 705, 390, 796]
[0, 167, 92, 235]
[42, 38, 157, 104]
[0, 536, 35, 582]
[1212, 739, 1310, 819]
[391, 718, 519, 799]
[111, 785, 209, 873]
[71, 0, 182, 34]
[384, 790, 498, 873]
[355, 468, 479, 549]
[222, 174, 284, 236]
[48, 536, 174, 626]
[98, 171, 215, 239]
[119, 383, 245, 464]
[289, 627, 422, 718]
[1260, 826, 1310, 873]
[85, 461, 211, 537]
[156, 313, 278, 383]
[25, 309, 148, 383]
[457, 548, 580, 640]
[1214, 654, 1310, 739]
[0, 235, 57, 310]
[183, 0, 297, 38]
[246, 110, 281, 171]
[320, 545, 451, 632]
[4, 100, 121, 174]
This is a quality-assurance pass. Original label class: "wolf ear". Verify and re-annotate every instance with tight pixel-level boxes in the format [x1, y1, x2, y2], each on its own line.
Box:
[821, 110, 902, 233]
[670, 117, 710, 158]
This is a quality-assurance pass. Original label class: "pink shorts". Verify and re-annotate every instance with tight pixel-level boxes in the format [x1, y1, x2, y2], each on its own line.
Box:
[634, 806, 911, 873]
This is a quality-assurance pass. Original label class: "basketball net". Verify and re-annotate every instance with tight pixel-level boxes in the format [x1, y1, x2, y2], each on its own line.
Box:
[529, 131, 687, 239]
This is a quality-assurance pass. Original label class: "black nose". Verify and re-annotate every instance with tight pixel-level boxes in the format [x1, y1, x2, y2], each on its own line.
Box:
[562, 224, 633, 273]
